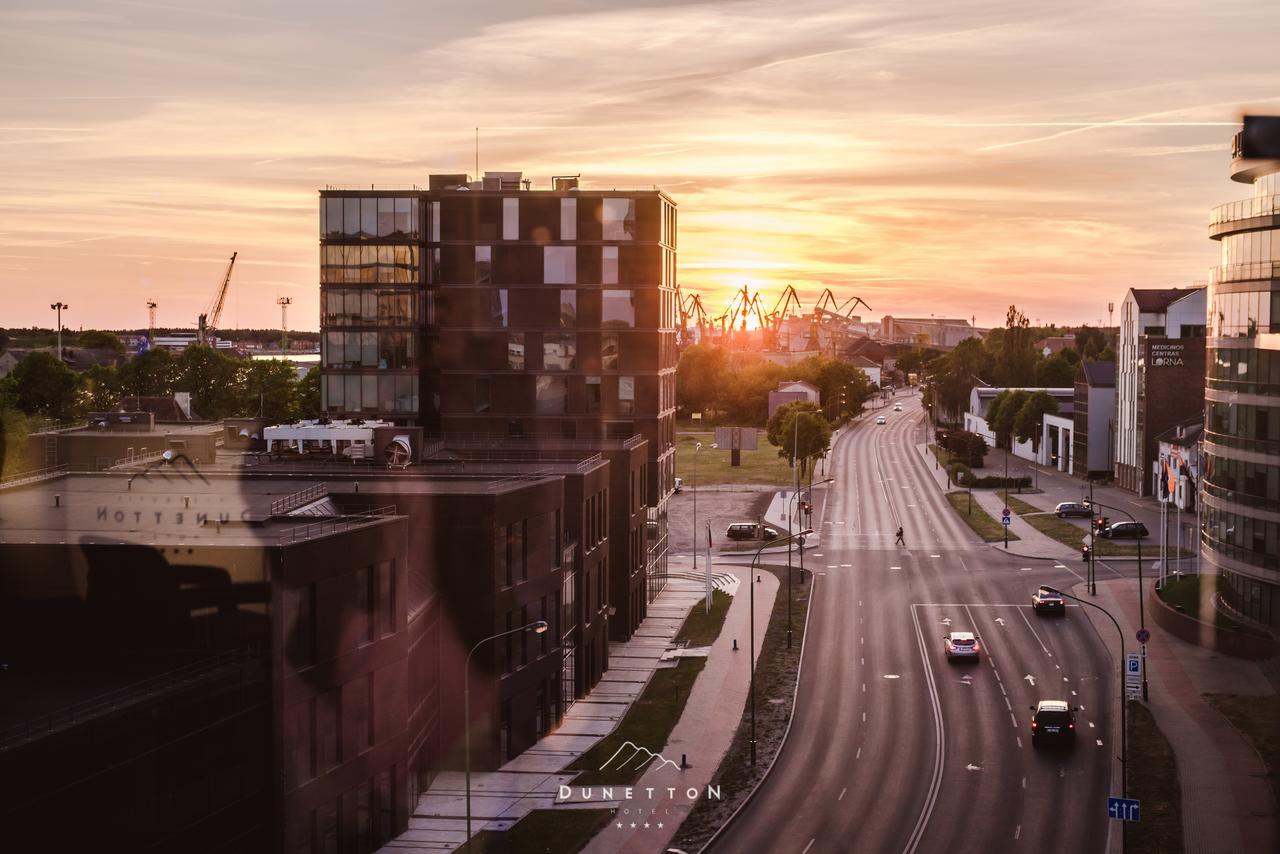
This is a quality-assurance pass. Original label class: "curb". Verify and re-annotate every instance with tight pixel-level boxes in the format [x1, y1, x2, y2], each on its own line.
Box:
[983, 543, 1076, 562]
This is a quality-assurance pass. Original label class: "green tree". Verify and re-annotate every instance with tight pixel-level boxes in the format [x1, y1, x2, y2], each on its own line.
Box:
[929, 337, 993, 422]
[0, 405, 30, 477]
[767, 400, 819, 447]
[241, 359, 299, 421]
[81, 364, 123, 411]
[76, 330, 125, 352]
[1034, 352, 1076, 387]
[1014, 390, 1060, 452]
[768, 402, 831, 481]
[997, 305, 1037, 386]
[989, 389, 1029, 449]
[676, 344, 728, 416]
[11, 351, 81, 419]
[294, 366, 321, 419]
[715, 352, 785, 426]
[792, 355, 875, 421]
[119, 347, 178, 397]
[174, 345, 244, 420]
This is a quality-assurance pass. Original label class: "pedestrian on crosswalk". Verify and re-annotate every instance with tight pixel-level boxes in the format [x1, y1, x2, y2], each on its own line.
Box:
[895, 526, 905, 546]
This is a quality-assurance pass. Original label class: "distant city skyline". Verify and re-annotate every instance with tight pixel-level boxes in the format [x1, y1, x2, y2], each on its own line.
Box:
[2, 0, 1278, 330]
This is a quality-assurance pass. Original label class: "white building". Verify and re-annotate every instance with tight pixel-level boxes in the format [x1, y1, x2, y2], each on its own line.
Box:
[767, 380, 821, 417]
[964, 386, 1074, 463]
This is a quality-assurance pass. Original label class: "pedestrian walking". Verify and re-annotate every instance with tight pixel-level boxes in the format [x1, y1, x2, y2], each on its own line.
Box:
[895, 526, 905, 546]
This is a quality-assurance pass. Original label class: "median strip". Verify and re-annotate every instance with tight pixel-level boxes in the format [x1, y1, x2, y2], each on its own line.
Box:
[945, 491, 1019, 543]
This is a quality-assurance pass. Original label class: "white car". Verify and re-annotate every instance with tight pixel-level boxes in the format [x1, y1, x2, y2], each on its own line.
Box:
[893, 404, 903, 411]
[876, 416, 887, 425]
[943, 631, 981, 661]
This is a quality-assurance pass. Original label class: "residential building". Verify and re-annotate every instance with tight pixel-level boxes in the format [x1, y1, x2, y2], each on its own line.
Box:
[1035, 335, 1076, 356]
[1040, 409, 1074, 472]
[849, 354, 882, 388]
[1202, 130, 1280, 628]
[963, 386, 1073, 462]
[1114, 286, 1207, 495]
[767, 380, 821, 417]
[1072, 361, 1117, 479]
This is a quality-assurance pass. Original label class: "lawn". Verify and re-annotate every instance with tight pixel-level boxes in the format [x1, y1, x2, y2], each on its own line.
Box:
[1204, 692, 1280, 807]
[945, 491, 1019, 542]
[459, 807, 614, 854]
[676, 589, 733, 647]
[676, 431, 802, 486]
[1157, 575, 1271, 637]
[1125, 700, 1184, 854]
[569, 656, 708, 786]
[1002, 495, 1186, 558]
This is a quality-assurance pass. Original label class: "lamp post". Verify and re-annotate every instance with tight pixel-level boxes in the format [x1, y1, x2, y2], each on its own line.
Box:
[50, 301, 69, 361]
[788, 477, 833, 649]
[1088, 500, 1148, 701]
[749, 529, 810, 764]
[465, 620, 549, 845]
[1042, 586, 1127, 798]
[692, 442, 702, 574]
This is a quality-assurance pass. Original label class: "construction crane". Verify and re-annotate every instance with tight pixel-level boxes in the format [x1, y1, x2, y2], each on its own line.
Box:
[675, 285, 709, 348]
[197, 252, 237, 345]
[277, 296, 292, 351]
[763, 284, 803, 350]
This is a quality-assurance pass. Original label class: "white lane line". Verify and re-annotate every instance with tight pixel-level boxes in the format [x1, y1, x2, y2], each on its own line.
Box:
[1009, 712, 1018, 728]
[1021, 776, 1026, 789]
[905, 605, 946, 854]
[1096, 739, 1104, 747]
[998, 683, 1007, 696]
[1017, 607, 1054, 658]
[1015, 824, 1021, 840]
[861, 657, 865, 665]
[1004, 697, 1012, 711]
[856, 747, 862, 759]
[803, 839, 815, 854]
[1016, 736, 1022, 748]
[862, 683, 866, 693]
[862, 711, 867, 722]
[839, 787, 847, 801]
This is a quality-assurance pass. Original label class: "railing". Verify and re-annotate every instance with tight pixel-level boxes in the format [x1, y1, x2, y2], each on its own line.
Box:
[109, 448, 168, 469]
[29, 419, 87, 435]
[484, 470, 561, 491]
[270, 482, 328, 515]
[1210, 193, 1280, 227]
[0, 649, 259, 751]
[279, 504, 398, 543]
[323, 184, 424, 191]
[1211, 261, 1280, 283]
[425, 432, 645, 451]
[0, 463, 69, 489]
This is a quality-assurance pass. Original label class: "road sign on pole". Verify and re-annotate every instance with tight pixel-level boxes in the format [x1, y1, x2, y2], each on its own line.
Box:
[1002, 508, 1011, 519]
[1108, 797, 1141, 822]
[1125, 653, 1142, 699]
[1135, 628, 1150, 644]
[1001, 517, 1011, 526]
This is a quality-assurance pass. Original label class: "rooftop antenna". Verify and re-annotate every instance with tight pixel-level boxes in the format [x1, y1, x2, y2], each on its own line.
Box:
[475, 127, 479, 180]
[1107, 302, 1115, 328]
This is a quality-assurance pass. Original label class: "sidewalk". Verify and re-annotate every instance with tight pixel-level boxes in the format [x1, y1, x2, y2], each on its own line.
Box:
[1076, 579, 1277, 854]
[379, 559, 767, 852]
[580, 562, 780, 853]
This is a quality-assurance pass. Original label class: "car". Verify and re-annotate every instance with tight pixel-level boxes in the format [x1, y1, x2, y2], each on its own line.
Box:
[673, 477, 683, 494]
[943, 631, 980, 661]
[893, 404, 903, 412]
[1029, 700, 1078, 747]
[1031, 586, 1065, 613]
[725, 522, 780, 541]
[876, 416, 887, 425]
[1054, 501, 1092, 518]
[1100, 520, 1149, 539]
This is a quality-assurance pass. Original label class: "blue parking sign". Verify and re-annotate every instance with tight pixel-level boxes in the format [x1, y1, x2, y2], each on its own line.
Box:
[1108, 797, 1140, 822]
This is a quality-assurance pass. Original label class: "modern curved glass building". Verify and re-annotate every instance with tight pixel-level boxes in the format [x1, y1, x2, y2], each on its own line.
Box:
[1203, 129, 1280, 629]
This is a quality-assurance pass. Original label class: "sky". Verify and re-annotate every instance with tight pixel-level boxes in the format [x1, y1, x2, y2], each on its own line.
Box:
[1, 0, 1278, 333]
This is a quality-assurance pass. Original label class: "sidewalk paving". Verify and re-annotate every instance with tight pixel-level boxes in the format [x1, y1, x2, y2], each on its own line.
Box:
[1076, 579, 1277, 854]
[378, 558, 768, 853]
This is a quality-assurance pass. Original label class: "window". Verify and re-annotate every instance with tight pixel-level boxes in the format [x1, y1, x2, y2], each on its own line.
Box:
[475, 246, 492, 284]
[586, 376, 602, 413]
[619, 376, 635, 414]
[509, 332, 525, 370]
[602, 289, 635, 328]
[361, 197, 378, 237]
[378, 560, 394, 638]
[295, 583, 316, 667]
[560, 290, 577, 327]
[603, 246, 618, 285]
[491, 288, 509, 327]
[515, 521, 527, 582]
[544, 246, 576, 284]
[543, 333, 576, 370]
[602, 332, 619, 370]
[536, 375, 569, 414]
[475, 377, 491, 413]
[561, 198, 577, 240]
[356, 566, 374, 645]
[497, 526, 512, 587]
[603, 198, 636, 240]
[503, 198, 519, 240]
[377, 197, 395, 236]
[430, 201, 440, 242]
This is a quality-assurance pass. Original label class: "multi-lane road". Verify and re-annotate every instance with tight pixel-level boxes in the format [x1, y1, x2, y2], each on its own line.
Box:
[710, 395, 1129, 854]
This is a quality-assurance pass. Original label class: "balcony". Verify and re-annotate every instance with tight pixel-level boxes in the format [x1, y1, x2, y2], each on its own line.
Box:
[1209, 193, 1280, 236]
[1210, 261, 1280, 284]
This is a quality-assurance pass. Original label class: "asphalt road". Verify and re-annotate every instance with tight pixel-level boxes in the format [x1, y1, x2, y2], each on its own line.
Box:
[708, 396, 1120, 854]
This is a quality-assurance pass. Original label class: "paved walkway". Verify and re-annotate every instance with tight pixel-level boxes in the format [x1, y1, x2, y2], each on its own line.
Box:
[378, 559, 768, 852]
[1076, 579, 1277, 854]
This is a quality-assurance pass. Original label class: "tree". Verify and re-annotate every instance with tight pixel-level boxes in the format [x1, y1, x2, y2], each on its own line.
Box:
[119, 347, 178, 397]
[997, 305, 1037, 386]
[1034, 352, 1076, 387]
[81, 364, 123, 412]
[791, 354, 874, 421]
[767, 400, 819, 447]
[929, 337, 992, 422]
[715, 352, 786, 426]
[768, 402, 831, 481]
[240, 359, 299, 421]
[11, 351, 81, 419]
[76, 330, 125, 352]
[174, 345, 243, 420]
[675, 344, 728, 417]
[294, 366, 321, 419]
[1014, 391, 1059, 452]
[989, 389, 1029, 449]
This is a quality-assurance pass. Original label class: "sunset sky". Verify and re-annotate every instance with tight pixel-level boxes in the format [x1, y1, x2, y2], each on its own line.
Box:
[2, 0, 1278, 332]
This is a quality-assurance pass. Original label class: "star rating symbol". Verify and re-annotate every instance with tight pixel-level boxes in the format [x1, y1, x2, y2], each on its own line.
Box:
[615, 823, 623, 829]
[643, 823, 650, 829]
[657, 822, 664, 829]
[629, 822, 637, 829]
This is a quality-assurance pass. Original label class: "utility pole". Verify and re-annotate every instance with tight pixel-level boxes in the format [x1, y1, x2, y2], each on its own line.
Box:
[277, 296, 292, 351]
[50, 302, 69, 360]
[146, 300, 157, 339]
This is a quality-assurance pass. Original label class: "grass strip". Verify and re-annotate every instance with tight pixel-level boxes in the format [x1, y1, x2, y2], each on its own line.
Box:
[945, 491, 1019, 542]
[1125, 700, 1184, 854]
[1002, 497, 1186, 558]
[460, 807, 613, 854]
[676, 588, 733, 647]
[569, 657, 707, 786]
[1203, 692, 1280, 807]
[676, 432, 799, 486]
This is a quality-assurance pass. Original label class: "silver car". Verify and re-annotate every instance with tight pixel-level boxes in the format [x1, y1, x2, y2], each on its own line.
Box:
[943, 631, 981, 661]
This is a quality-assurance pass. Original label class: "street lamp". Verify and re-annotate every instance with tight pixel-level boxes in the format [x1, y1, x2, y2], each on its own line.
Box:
[50, 301, 69, 361]
[749, 529, 811, 764]
[1041, 586, 1127, 799]
[692, 442, 702, 574]
[1088, 499, 1148, 701]
[788, 478, 833, 648]
[465, 620, 549, 845]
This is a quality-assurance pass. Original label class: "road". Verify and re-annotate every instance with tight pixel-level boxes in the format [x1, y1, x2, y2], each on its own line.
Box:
[709, 395, 1124, 854]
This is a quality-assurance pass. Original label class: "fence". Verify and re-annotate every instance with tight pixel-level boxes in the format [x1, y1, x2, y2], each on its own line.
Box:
[270, 482, 328, 515]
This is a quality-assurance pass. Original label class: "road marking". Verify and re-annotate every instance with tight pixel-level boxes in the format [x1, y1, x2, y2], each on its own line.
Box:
[841, 563, 852, 567]
[1020, 567, 1033, 572]
[1022, 776, 1026, 788]
[1015, 824, 1021, 840]
[1096, 739, 1104, 747]
[931, 554, 942, 558]
[813, 553, 824, 557]
[1071, 690, 1078, 696]
[884, 674, 900, 679]
[1017, 607, 1054, 658]
[827, 565, 837, 569]
[839, 787, 847, 801]
[1016, 737, 1022, 748]
[861, 636, 865, 645]
[1004, 697, 1012, 711]
[906, 605, 946, 854]
[862, 711, 866, 722]
[1055, 663, 1061, 670]
[803, 839, 815, 854]
[995, 617, 1006, 626]
[890, 565, 902, 570]
[862, 683, 866, 692]
[1009, 712, 1018, 728]
[965, 763, 982, 771]
[1089, 721, 1095, 728]
[997, 682, 1006, 696]
[1024, 674, 1035, 686]
[856, 747, 862, 759]
[861, 657, 864, 665]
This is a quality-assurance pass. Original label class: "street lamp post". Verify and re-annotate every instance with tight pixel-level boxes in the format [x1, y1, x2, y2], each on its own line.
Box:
[692, 442, 702, 574]
[1042, 586, 1127, 798]
[1088, 499, 1148, 701]
[464, 620, 549, 845]
[788, 478, 833, 648]
[749, 529, 810, 764]
[50, 301, 69, 361]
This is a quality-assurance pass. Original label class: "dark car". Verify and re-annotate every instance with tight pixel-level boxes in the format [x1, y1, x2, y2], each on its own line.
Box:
[1031, 586, 1065, 614]
[1030, 700, 1078, 747]
[1100, 520, 1149, 539]
[726, 522, 779, 541]
[1054, 502, 1092, 518]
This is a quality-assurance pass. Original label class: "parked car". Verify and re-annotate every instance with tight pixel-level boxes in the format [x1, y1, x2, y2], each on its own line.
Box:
[725, 522, 779, 541]
[1054, 502, 1092, 518]
[1100, 520, 1149, 539]
[1029, 700, 1078, 747]
[943, 631, 981, 661]
[1031, 586, 1065, 614]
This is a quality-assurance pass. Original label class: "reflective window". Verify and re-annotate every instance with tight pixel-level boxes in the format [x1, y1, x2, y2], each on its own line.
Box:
[561, 198, 577, 240]
[536, 375, 568, 414]
[321, 288, 416, 326]
[602, 332, 619, 370]
[603, 246, 618, 285]
[361, 198, 378, 237]
[491, 289, 509, 327]
[395, 197, 413, 235]
[321, 332, 416, 368]
[544, 246, 576, 284]
[560, 290, 577, 327]
[343, 198, 360, 235]
[603, 198, 636, 240]
[431, 201, 441, 242]
[602, 289, 635, 328]
[378, 197, 395, 237]
[543, 333, 576, 370]
[619, 376, 635, 414]
[475, 378, 491, 413]
[586, 376, 602, 413]
[503, 198, 519, 240]
[321, 245, 419, 284]
[508, 333, 525, 370]
[476, 246, 492, 284]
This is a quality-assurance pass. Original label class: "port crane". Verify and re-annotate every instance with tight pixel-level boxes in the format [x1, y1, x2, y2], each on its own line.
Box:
[197, 252, 237, 345]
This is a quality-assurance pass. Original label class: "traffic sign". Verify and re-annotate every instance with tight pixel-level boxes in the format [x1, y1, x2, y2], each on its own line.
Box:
[1001, 508, 1011, 519]
[1001, 517, 1011, 526]
[1136, 628, 1150, 644]
[1108, 797, 1141, 822]
[1125, 653, 1142, 698]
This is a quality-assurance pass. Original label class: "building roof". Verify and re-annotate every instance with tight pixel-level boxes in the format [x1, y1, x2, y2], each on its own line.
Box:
[1155, 418, 1203, 447]
[1079, 361, 1117, 388]
[1129, 286, 1205, 313]
[849, 355, 880, 368]
[776, 380, 820, 394]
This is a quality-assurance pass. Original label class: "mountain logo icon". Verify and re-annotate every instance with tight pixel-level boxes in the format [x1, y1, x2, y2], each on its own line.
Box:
[598, 741, 681, 773]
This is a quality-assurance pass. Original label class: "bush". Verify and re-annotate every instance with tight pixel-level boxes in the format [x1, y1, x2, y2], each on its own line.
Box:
[938, 429, 989, 467]
[968, 475, 1032, 489]
[947, 461, 973, 485]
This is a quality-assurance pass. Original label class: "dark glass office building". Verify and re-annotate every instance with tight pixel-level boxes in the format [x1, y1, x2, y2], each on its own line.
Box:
[1203, 131, 1280, 629]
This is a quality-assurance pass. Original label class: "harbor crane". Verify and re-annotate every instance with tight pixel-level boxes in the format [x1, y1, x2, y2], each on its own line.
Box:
[197, 252, 237, 345]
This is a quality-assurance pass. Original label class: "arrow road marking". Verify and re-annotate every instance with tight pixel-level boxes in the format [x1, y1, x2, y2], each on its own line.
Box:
[965, 763, 982, 772]
[1024, 674, 1036, 686]
[940, 617, 952, 625]
[994, 617, 1006, 626]
[959, 675, 973, 685]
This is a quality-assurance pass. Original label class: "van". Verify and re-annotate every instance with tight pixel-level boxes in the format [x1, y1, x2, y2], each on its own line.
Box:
[726, 522, 779, 541]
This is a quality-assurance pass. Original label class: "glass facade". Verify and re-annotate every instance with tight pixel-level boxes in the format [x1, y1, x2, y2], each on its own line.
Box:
[1203, 150, 1280, 629]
